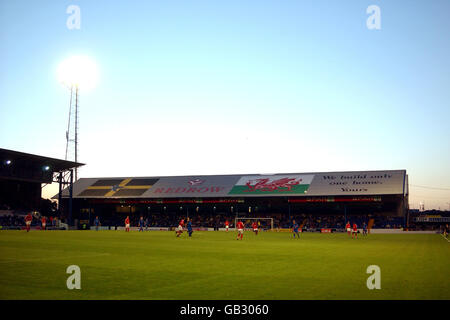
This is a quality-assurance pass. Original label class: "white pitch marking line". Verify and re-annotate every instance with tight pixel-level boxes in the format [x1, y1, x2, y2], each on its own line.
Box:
[0, 252, 111, 264]
[440, 234, 450, 242]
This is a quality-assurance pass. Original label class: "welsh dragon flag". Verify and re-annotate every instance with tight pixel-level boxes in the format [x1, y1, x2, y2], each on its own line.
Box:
[228, 175, 314, 195]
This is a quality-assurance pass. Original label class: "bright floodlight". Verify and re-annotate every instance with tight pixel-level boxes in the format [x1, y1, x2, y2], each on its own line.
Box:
[57, 55, 99, 91]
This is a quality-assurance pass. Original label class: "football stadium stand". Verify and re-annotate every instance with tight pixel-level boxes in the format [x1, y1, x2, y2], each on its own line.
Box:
[54, 170, 418, 231]
[0, 148, 84, 228]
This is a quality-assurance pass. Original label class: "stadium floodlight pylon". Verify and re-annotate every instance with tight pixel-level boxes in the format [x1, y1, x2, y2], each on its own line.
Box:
[235, 217, 274, 231]
[58, 55, 99, 181]
[64, 84, 80, 181]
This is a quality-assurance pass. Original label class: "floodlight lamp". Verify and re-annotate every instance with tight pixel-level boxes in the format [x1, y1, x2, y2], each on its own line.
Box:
[57, 55, 99, 91]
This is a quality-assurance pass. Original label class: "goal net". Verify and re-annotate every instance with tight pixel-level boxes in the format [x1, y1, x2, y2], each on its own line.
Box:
[234, 217, 274, 231]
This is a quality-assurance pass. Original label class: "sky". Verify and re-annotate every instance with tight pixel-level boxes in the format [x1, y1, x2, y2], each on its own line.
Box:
[1, 0, 449, 210]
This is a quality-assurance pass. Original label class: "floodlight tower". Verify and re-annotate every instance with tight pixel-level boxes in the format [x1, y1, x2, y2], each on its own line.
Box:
[58, 55, 98, 181]
[64, 84, 80, 181]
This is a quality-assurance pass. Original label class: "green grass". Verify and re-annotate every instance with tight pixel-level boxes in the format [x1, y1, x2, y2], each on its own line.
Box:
[0, 230, 449, 300]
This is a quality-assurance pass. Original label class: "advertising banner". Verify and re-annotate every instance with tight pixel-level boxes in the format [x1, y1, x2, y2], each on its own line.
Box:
[228, 175, 314, 195]
[77, 178, 159, 198]
[64, 170, 406, 199]
[142, 176, 240, 198]
[305, 171, 406, 196]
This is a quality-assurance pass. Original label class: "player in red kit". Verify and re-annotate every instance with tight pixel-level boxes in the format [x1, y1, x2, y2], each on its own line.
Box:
[41, 216, 47, 230]
[225, 220, 229, 232]
[25, 213, 33, 232]
[352, 223, 358, 239]
[252, 221, 258, 235]
[176, 219, 184, 237]
[346, 222, 351, 236]
[236, 220, 244, 240]
[125, 216, 130, 232]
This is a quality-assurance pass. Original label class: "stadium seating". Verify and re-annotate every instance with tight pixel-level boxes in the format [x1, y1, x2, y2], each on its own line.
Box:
[2, 207, 431, 231]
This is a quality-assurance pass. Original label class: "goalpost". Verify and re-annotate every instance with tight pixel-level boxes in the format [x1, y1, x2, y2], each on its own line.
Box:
[235, 217, 274, 231]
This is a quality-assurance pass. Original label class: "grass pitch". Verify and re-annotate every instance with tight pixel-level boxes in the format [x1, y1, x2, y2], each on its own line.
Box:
[0, 230, 448, 300]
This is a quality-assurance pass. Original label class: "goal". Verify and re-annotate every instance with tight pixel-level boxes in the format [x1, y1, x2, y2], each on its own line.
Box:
[235, 217, 274, 231]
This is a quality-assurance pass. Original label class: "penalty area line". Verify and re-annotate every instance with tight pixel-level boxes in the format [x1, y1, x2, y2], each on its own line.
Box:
[0, 252, 111, 264]
[440, 234, 450, 243]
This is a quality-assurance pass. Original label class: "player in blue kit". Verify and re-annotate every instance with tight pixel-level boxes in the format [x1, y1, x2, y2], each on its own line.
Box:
[187, 218, 193, 237]
[94, 216, 100, 231]
[362, 222, 368, 236]
[138, 216, 145, 232]
[292, 219, 300, 239]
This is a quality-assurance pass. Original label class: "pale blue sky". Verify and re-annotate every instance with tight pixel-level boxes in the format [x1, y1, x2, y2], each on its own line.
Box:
[1, 0, 449, 209]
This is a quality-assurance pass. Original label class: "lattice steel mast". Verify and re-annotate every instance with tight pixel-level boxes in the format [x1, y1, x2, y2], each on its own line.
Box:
[65, 84, 80, 181]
